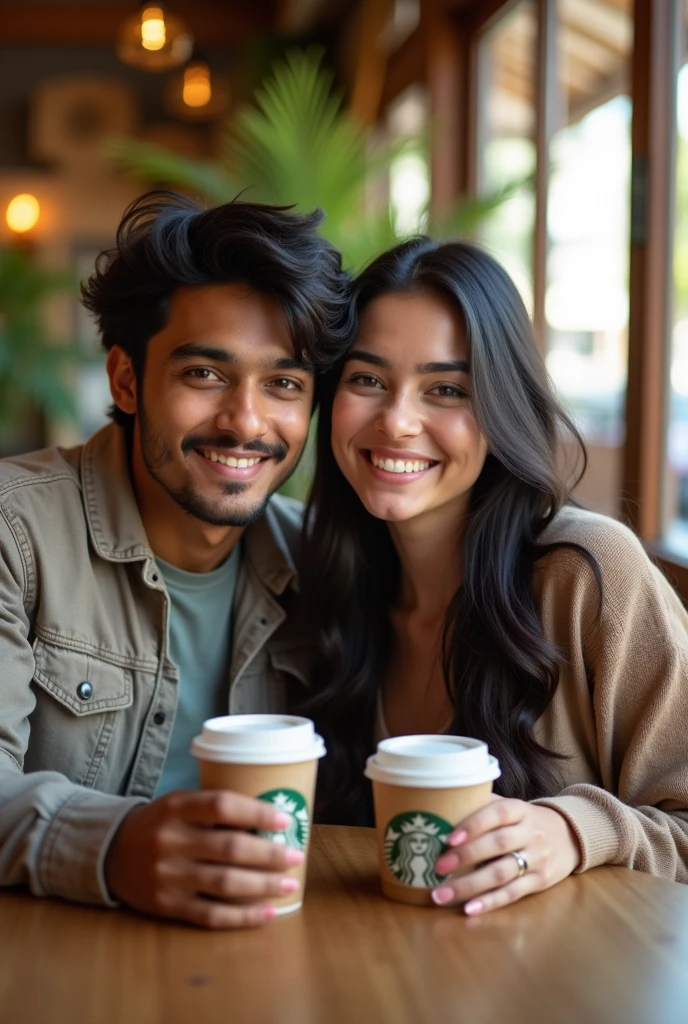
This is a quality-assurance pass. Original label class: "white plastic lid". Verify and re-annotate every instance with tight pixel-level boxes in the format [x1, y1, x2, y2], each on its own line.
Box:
[364, 735, 500, 788]
[191, 714, 326, 765]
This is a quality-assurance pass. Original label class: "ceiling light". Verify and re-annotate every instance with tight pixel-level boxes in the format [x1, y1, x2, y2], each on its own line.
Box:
[117, 4, 193, 72]
[6, 194, 40, 233]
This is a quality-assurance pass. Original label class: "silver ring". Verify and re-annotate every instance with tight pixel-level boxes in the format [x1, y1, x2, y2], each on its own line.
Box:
[510, 850, 528, 877]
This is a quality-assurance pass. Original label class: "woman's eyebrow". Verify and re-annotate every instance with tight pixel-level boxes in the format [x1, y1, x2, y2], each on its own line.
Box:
[416, 360, 469, 374]
[347, 350, 469, 375]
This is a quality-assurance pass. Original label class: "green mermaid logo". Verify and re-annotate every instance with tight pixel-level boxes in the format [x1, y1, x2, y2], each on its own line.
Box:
[384, 811, 452, 887]
[255, 789, 309, 852]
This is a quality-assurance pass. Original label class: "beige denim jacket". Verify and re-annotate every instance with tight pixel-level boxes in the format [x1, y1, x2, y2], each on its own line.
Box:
[0, 423, 312, 907]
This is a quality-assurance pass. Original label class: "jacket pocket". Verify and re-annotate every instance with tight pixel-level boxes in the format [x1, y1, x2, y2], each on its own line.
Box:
[268, 643, 314, 689]
[32, 638, 133, 716]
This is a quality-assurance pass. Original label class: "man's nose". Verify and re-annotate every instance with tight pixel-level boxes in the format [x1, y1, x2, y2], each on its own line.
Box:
[215, 382, 269, 441]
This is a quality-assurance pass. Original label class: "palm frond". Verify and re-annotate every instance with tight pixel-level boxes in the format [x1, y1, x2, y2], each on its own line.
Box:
[107, 138, 239, 205]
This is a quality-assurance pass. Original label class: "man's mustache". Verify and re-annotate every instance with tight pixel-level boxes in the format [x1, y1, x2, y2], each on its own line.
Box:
[182, 434, 289, 463]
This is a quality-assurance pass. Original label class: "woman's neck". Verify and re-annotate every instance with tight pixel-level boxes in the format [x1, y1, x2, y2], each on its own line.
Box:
[388, 501, 466, 618]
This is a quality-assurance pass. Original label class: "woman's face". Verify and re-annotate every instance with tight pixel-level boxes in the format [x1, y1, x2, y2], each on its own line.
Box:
[331, 290, 488, 527]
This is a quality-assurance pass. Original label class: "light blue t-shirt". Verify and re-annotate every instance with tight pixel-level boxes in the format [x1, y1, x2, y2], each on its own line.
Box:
[154, 545, 241, 797]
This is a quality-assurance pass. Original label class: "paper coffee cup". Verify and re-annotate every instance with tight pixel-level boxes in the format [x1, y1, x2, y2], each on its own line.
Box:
[365, 735, 501, 906]
[191, 715, 326, 915]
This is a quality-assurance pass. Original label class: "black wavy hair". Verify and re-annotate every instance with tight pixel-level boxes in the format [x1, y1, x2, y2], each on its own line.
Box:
[301, 237, 601, 825]
[81, 190, 354, 428]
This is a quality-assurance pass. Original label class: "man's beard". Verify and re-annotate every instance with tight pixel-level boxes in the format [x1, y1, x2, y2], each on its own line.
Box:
[138, 408, 298, 527]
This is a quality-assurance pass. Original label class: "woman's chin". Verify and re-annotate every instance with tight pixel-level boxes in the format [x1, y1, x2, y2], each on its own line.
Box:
[360, 495, 421, 523]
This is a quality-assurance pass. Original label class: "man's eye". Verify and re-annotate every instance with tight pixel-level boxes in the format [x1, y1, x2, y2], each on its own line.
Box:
[185, 368, 221, 382]
[269, 378, 303, 391]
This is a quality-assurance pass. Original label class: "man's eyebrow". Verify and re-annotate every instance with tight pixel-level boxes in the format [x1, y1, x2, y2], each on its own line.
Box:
[168, 345, 313, 373]
[346, 350, 469, 374]
[169, 343, 235, 363]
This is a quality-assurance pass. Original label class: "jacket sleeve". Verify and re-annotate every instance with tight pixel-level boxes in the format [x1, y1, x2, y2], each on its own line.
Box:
[0, 507, 145, 906]
[534, 527, 688, 881]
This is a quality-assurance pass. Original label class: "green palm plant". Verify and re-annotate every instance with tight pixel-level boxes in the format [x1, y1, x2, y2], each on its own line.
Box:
[0, 246, 82, 449]
[111, 47, 526, 495]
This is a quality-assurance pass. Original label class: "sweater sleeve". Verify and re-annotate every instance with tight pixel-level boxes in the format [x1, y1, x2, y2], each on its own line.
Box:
[534, 525, 688, 881]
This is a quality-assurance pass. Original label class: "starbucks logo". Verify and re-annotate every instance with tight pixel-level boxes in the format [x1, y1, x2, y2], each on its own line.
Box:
[384, 811, 452, 887]
[256, 789, 310, 852]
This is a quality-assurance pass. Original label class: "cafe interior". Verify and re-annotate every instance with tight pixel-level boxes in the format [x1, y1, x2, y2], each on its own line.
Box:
[1, 2, 688, 1022]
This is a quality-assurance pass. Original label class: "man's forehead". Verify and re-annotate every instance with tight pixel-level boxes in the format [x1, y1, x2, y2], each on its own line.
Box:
[168, 341, 312, 374]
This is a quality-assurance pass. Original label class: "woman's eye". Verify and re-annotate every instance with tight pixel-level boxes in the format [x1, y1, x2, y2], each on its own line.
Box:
[345, 373, 383, 389]
[186, 368, 222, 382]
[428, 383, 468, 399]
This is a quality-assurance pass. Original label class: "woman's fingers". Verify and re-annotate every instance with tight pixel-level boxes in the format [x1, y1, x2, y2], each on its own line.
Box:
[445, 798, 525, 849]
[192, 863, 300, 902]
[462, 874, 536, 917]
[432, 849, 534, 907]
[188, 826, 305, 871]
[435, 823, 532, 875]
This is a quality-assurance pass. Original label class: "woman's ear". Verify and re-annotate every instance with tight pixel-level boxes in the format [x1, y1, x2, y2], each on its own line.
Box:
[106, 346, 137, 416]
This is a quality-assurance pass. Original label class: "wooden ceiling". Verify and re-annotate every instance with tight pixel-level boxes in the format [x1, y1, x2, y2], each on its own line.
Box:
[0, 1, 333, 46]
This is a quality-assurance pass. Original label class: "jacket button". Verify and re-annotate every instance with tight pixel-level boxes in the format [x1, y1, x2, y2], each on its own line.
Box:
[77, 681, 93, 701]
[153, 711, 166, 725]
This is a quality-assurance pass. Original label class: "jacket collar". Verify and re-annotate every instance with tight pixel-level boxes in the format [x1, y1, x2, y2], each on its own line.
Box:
[80, 422, 298, 596]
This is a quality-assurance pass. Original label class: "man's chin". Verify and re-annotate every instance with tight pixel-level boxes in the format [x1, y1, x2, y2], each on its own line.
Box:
[174, 484, 272, 528]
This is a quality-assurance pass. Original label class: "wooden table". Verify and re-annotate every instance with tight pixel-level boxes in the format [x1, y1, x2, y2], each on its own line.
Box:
[2, 825, 688, 1024]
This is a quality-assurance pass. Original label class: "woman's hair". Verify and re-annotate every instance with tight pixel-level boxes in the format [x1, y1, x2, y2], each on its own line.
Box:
[81, 190, 353, 428]
[302, 237, 600, 824]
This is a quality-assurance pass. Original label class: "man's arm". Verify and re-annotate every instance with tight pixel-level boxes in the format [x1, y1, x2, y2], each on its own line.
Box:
[0, 509, 303, 924]
[0, 506, 146, 904]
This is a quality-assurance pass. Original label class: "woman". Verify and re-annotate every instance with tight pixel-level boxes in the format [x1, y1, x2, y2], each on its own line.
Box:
[302, 237, 688, 916]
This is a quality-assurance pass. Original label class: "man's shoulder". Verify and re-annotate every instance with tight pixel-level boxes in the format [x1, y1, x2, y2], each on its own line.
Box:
[0, 442, 83, 506]
[262, 494, 305, 554]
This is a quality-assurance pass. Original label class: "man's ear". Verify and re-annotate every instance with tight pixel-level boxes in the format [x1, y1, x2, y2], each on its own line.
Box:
[106, 346, 137, 416]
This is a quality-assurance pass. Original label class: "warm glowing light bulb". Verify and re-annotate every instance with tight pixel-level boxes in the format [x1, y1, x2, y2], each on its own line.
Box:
[183, 64, 212, 108]
[141, 6, 166, 51]
[6, 194, 40, 233]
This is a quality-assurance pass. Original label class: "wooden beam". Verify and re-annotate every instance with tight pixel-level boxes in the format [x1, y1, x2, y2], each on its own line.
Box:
[0, 3, 274, 46]
[380, 25, 424, 110]
[349, 0, 394, 126]
[421, 0, 470, 210]
[532, 0, 557, 352]
[621, 0, 679, 538]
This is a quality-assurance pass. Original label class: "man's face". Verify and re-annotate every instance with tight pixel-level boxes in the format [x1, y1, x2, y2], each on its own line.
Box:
[120, 283, 314, 527]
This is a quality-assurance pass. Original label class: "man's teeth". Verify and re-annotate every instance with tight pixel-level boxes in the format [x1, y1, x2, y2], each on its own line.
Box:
[203, 451, 262, 468]
[371, 454, 432, 474]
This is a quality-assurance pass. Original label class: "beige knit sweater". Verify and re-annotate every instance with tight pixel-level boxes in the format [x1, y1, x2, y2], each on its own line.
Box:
[530, 505, 688, 880]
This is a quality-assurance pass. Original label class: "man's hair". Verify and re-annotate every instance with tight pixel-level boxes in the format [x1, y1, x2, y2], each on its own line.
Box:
[81, 190, 354, 427]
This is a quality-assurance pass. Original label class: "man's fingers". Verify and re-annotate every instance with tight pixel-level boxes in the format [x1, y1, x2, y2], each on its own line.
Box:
[190, 827, 305, 870]
[182, 897, 276, 930]
[167, 789, 291, 832]
[193, 863, 300, 902]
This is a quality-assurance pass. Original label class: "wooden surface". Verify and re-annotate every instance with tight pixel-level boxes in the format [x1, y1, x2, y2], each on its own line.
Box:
[2, 826, 688, 1024]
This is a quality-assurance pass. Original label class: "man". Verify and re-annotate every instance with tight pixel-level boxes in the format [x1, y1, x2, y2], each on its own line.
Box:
[0, 190, 351, 928]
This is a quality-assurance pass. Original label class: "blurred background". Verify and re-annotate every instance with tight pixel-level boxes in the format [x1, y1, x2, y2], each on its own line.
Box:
[0, 0, 686, 591]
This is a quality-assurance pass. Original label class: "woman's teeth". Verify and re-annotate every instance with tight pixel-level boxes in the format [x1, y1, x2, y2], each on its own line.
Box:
[371, 454, 432, 474]
[202, 451, 262, 468]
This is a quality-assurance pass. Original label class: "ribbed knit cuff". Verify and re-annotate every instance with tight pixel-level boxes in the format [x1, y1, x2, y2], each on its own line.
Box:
[532, 794, 620, 872]
[38, 790, 147, 906]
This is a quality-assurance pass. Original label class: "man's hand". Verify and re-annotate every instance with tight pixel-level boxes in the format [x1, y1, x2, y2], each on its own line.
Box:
[105, 790, 304, 929]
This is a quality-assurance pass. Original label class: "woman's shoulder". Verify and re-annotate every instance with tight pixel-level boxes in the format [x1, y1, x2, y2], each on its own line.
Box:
[538, 504, 646, 569]
[536, 505, 683, 621]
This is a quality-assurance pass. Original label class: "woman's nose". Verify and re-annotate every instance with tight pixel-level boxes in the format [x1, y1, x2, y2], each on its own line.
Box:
[374, 392, 421, 439]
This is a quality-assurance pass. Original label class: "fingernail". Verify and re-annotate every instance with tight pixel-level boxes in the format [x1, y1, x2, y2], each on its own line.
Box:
[262, 905, 276, 921]
[464, 900, 484, 916]
[280, 876, 300, 894]
[448, 829, 467, 846]
[435, 853, 459, 873]
[274, 812, 291, 828]
[284, 848, 305, 866]
[431, 887, 455, 905]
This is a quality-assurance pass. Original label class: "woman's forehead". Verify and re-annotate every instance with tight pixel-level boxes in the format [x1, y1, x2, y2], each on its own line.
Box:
[355, 291, 468, 364]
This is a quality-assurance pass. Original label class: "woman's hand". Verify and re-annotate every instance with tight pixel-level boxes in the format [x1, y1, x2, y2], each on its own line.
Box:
[432, 796, 581, 916]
